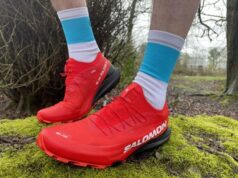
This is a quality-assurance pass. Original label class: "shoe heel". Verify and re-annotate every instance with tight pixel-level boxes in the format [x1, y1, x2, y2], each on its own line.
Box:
[93, 65, 121, 104]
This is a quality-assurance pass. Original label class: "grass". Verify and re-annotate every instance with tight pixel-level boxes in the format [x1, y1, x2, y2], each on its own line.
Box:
[218, 95, 238, 106]
[172, 75, 226, 82]
[171, 75, 226, 94]
[172, 84, 197, 93]
[1, 115, 238, 178]
[119, 58, 137, 89]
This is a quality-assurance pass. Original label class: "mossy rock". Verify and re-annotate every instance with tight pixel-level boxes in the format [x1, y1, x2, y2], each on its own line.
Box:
[0, 115, 238, 178]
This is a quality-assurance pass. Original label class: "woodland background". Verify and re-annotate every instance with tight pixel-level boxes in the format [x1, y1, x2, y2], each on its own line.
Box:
[0, 0, 238, 177]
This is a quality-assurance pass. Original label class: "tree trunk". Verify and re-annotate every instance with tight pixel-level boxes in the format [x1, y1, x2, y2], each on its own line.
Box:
[226, 0, 238, 94]
[127, 0, 138, 42]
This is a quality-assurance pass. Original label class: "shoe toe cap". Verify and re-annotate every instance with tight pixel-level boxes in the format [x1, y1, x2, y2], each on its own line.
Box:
[37, 127, 71, 158]
[37, 105, 69, 123]
[36, 122, 119, 165]
[37, 110, 50, 123]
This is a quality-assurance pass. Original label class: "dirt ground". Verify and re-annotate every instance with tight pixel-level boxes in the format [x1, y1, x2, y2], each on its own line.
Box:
[168, 76, 238, 120]
[0, 75, 237, 120]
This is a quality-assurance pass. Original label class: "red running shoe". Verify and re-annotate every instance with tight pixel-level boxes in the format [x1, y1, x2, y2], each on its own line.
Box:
[37, 83, 171, 169]
[37, 53, 120, 123]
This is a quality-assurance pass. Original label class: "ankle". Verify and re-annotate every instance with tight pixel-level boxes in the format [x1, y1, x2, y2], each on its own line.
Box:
[134, 72, 167, 110]
[57, 7, 100, 63]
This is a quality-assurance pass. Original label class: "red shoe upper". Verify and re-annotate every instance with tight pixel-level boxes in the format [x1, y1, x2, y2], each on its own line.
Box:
[37, 83, 169, 166]
[37, 53, 111, 123]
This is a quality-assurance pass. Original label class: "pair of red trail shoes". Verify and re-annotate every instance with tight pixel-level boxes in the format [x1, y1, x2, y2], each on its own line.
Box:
[36, 53, 171, 169]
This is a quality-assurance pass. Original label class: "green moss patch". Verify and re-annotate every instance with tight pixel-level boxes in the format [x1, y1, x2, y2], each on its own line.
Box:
[0, 117, 44, 137]
[0, 115, 238, 178]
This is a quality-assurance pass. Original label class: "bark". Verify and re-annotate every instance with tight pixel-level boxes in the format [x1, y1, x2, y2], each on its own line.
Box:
[127, 0, 138, 42]
[226, 0, 238, 94]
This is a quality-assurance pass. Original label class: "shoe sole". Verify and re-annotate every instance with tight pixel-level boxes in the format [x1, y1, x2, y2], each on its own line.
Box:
[37, 65, 121, 124]
[134, 128, 171, 154]
[37, 128, 171, 169]
[93, 65, 121, 105]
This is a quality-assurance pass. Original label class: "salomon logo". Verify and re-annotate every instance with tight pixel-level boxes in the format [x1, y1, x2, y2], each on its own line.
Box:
[96, 61, 108, 85]
[56, 132, 69, 139]
[124, 121, 167, 153]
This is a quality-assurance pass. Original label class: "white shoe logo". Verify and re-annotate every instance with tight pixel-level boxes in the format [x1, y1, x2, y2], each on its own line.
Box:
[56, 132, 69, 139]
[96, 61, 108, 85]
[91, 69, 97, 74]
[123, 121, 168, 153]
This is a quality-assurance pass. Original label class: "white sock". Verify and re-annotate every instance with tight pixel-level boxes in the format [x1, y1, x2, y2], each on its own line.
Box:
[67, 41, 100, 62]
[134, 30, 185, 110]
[57, 7, 100, 63]
[135, 72, 168, 109]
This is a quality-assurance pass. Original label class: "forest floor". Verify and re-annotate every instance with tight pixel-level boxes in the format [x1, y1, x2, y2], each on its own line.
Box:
[0, 75, 238, 178]
[168, 75, 238, 120]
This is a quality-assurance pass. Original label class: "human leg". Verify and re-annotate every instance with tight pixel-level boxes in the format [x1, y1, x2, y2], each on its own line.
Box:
[37, 0, 200, 168]
[36, 0, 120, 123]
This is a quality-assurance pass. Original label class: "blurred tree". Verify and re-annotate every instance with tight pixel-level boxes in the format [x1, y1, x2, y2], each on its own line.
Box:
[0, 0, 67, 114]
[174, 53, 191, 75]
[179, 53, 190, 67]
[88, 0, 146, 65]
[208, 48, 222, 72]
[197, 0, 238, 94]
[226, 0, 238, 94]
[0, 0, 144, 115]
[196, 0, 226, 41]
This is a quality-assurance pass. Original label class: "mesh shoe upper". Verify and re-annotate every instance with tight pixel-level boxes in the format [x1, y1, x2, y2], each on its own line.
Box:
[37, 53, 110, 123]
[37, 83, 169, 165]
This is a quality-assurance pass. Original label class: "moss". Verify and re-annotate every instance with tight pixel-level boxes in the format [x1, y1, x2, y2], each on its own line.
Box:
[219, 95, 238, 106]
[1, 115, 238, 178]
[0, 144, 172, 178]
[0, 117, 45, 137]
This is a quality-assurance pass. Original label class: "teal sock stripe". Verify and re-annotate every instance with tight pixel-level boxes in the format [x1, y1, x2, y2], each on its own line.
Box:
[139, 43, 180, 83]
[61, 16, 95, 44]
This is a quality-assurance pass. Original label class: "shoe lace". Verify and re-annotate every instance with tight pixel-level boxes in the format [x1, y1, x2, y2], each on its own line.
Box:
[91, 93, 147, 135]
[61, 61, 88, 102]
